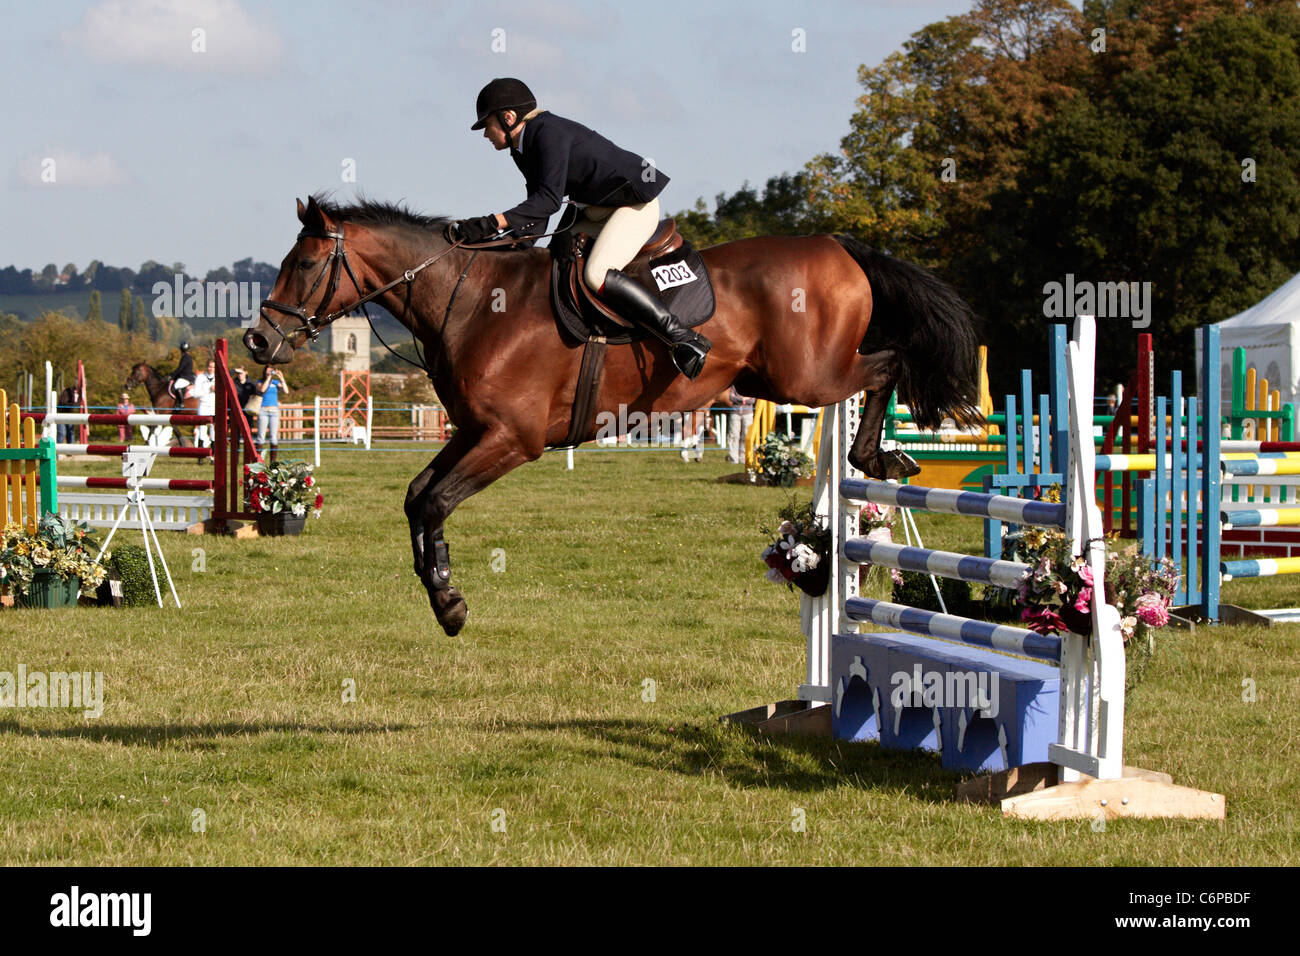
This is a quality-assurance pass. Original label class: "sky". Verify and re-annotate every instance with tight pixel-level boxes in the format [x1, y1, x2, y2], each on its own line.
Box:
[5, 0, 1019, 274]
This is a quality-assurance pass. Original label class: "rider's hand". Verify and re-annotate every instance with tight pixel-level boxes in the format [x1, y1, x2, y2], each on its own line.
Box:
[453, 215, 500, 244]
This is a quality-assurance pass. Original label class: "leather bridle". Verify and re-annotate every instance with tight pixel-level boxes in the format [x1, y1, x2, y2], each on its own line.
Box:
[254, 211, 580, 359]
[258, 225, 457, 349]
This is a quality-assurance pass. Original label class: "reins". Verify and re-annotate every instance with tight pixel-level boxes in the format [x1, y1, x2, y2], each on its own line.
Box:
[257, 209, 578, 375]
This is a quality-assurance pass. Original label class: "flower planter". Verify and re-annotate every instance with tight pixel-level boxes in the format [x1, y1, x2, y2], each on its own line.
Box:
[764, 546, 830, 597]
[257, 512, 307, 537]
[18, 571, 81, 609]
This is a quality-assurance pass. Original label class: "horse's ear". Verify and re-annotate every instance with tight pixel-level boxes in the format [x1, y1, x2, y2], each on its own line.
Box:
[296, 198, 307, 221]
[301, 195, 329, 234]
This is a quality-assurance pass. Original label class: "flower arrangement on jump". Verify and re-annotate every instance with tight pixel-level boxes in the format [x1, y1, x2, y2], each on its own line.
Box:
[761, 499, 832, 595]
[750, 432, 813, 487]
[761, 499, 901, 596]
[0, 513, 108, 599]
[244, 459, 323, 518]
[1007, 525, 1179, 687]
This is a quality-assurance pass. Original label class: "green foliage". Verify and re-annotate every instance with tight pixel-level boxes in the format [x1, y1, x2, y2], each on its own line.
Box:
[117, 288, 131, 332]
[892, 569, 974, 617]
[87, 290, 102, 323]
[108, 544, 166, 607]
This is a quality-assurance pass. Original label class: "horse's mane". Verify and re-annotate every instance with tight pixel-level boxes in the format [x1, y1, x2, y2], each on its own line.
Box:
[310, 193, 452, 233]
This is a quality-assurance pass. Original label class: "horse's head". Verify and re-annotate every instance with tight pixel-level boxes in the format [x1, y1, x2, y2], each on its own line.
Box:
[124, 362, 150, 390]
[244, 196, 353, 365]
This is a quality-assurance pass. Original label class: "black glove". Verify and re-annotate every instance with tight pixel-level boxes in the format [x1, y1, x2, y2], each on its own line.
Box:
[453, 215, 500, 244]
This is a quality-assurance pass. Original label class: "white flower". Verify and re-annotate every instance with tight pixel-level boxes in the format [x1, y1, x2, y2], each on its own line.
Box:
[790, 543, 820, 573]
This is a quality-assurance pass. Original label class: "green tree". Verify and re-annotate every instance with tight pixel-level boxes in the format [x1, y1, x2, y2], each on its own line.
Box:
[967, 1, 1300, 392]
[87, 290, 103, 324]
[118, 288, 132, 332]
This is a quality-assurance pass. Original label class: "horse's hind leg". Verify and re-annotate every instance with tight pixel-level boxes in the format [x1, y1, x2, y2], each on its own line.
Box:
[846, 348, 921, 480]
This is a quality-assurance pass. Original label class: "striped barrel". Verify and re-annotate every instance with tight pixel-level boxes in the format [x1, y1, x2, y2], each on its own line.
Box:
[843, 597, 1062, 663]
[56, 476, 214, 491]
[1220, 507, 1300, 529]
[24, 412, 212, 426]
[1222, 458, 1300, 477]
[843, 538, 1030, 589]
[1221, 556, 1300, 579]
[55, 444, 212, 458]
[840, 478, 1066, 529]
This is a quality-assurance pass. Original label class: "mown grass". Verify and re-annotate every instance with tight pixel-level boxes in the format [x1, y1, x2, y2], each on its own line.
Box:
[1, 443, 1296, 865]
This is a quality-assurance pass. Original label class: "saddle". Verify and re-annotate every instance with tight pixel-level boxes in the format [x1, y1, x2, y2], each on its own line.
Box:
[549, 218, 715, 345]
[545, 218, 716, 451]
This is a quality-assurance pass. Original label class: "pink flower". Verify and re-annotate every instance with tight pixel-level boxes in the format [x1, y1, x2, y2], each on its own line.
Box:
[1021, 607, 1067, 636]
[1073, 587, 1093, 613]
[1077, 564, 1094, 586]
[1135, 593, 1169, 627]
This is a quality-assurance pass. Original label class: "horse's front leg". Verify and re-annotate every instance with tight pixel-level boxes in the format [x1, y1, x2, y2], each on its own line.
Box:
[847, 349, 920, 480]
[413, 428, 537, 636]
[405, 430, 473, 581]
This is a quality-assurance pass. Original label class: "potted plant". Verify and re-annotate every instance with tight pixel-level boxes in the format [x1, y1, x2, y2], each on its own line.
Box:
[244, 459, 323, 536]
[0, 513, 108, 609]
[749, 432, 813, 487]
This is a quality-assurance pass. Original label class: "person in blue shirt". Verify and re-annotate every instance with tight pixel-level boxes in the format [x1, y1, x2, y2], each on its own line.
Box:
[255, 365, 290, 461]
[451, 77, 710, 380]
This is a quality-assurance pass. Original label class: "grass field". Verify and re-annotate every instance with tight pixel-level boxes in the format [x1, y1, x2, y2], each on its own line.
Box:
[2, 444, 1296, 865]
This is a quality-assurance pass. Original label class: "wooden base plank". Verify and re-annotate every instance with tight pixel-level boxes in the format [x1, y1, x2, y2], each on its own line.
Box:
[1001, 775, 1225, 821]
[721, 700, 831, 738]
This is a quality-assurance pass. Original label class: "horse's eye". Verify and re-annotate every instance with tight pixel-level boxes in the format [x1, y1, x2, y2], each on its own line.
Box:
[298, 260, 315, 271]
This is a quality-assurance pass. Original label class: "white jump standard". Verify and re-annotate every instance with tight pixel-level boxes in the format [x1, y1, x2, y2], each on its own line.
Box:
[774, 314, 1226, 820]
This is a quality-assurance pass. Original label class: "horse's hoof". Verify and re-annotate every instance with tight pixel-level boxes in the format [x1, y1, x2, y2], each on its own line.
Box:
[430, 586, 468, 636]
[850, 449, 921, 481]
[880, 450, 921, 480]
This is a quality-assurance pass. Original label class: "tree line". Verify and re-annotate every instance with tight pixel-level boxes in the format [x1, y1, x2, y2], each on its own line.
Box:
[0, 258, 279, 297]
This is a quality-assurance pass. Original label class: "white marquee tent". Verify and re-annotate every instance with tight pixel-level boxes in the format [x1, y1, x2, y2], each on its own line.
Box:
[1198, 271, 1300, 410]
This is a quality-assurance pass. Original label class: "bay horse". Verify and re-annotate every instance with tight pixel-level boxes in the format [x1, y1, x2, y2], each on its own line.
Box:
[244, 196, 982, 636]
[124, 362, 199, 447]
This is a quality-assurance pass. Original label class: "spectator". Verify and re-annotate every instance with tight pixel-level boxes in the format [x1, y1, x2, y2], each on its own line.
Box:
[256, 366, 290, 461]
[116, 393, 135, 443]
[56, 385, 82, 446]
[727, 386, 756, 465]
[232, 367, 258, 435]
[193, 359, 216, 447]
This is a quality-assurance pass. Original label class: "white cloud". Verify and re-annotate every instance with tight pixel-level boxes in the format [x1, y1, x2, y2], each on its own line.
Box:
[62, 0, 282, 73]
[13, 149, 129, 188]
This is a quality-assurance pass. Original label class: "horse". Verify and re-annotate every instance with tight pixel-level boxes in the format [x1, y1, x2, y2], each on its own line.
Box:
[124, 362, 200, 447]
[243, 196, 983, 636]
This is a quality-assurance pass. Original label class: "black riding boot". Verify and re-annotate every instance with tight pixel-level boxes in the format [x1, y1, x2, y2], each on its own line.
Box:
[600, 269, 711, 380]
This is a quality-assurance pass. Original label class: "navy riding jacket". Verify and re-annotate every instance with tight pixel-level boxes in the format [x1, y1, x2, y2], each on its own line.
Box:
[502, 111, 669, 237]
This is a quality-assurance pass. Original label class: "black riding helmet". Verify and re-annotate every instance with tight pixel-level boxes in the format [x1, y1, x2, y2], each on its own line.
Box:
[470, 77, 536, 133]
[179, 340, 190, 351]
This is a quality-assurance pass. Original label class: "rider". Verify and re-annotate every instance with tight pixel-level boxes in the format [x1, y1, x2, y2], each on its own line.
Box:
[451, 77, 711, 380]
[169, 341, 195, 404]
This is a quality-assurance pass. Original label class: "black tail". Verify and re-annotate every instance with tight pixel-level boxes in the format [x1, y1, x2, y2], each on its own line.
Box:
[833, 235, 984, 430]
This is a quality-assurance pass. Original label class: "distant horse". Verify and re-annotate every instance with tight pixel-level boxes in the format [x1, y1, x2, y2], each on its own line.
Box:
[124, 362, 199, 447]
[244, 196, 982, 636]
